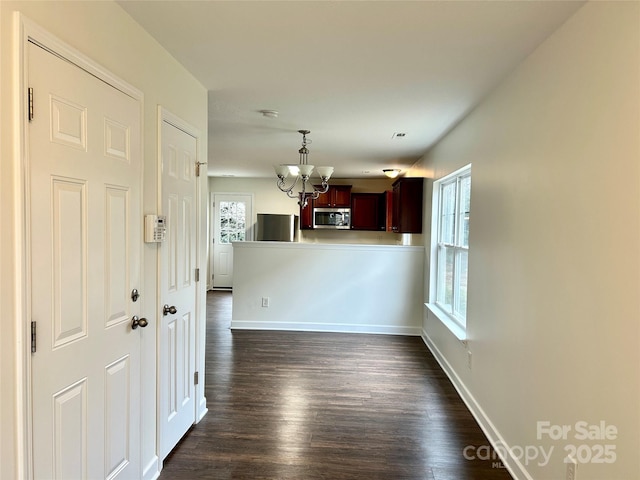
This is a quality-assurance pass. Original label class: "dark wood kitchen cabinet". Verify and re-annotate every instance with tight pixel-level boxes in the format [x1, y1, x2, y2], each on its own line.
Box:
[391, 177, 423, 233]
[351, 193, 385, 231]
[314, 185, 352, 207]
[299, 194, 314, 230]
[384, 190, 393, 232]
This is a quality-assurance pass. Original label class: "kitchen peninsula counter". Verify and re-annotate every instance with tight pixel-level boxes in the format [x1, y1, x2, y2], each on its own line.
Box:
[231, 241, 424, 335]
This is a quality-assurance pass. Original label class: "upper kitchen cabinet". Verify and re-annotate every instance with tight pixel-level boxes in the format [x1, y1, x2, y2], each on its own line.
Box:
[391, 177, 424, 233]
[314, 185, 352, 207]
[300, 197, 314, 230]
[351, 193, 385, 231]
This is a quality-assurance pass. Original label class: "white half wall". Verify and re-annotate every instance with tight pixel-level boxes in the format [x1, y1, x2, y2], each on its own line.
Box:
[232, 242, 424, 335]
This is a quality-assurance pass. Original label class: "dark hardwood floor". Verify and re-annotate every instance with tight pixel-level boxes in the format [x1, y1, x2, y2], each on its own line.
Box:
[159, 290, 512, 480]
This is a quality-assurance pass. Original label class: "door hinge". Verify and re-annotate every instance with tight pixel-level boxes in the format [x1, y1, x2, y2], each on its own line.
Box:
[31, 321, 37, 353]
[194, 371, 199, 385]
[195, 162, 207, 177]
[195, 268, 200, 282]
[28, 87, 34, 122]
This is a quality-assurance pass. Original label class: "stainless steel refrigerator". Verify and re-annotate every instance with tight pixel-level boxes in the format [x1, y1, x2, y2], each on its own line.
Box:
[256, 214, 299, 242]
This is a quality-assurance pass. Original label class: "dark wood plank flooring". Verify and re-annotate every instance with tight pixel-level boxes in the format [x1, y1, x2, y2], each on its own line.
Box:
[159, 290, 512, 480]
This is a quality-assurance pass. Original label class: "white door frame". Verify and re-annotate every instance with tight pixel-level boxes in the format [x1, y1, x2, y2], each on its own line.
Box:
[157, 107, 208, 457]
[13, 14, 144, 479]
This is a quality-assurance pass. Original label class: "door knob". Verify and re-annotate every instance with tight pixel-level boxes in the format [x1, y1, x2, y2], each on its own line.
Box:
[131, 316, 148, 329]
[163, 304, 177, 316]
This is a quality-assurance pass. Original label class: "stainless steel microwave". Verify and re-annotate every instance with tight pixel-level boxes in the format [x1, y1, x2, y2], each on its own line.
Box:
[313, 208, 351, 229]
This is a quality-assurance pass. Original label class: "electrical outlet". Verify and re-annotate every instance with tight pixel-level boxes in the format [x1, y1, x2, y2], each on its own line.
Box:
[566, 456, 577, 480]
[467, 351, 472, 370]
[261, 297, 270, 308]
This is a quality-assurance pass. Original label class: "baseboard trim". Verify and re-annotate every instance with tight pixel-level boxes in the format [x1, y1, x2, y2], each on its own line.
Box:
[420, 329, 531, 480]
[196, 403, 208, 423]
[142, 455, 160, 480]
[230, 320, 421, 336]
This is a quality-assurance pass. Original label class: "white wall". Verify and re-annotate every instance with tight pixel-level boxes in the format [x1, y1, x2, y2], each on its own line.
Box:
[209, 177, 301, 217]
[232, 242, 424, 335]
[0, 2, 208, 479]
[414, 3, 639, 479]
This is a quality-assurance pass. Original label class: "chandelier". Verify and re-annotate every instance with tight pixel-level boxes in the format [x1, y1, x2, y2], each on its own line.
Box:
[274, 130, 334, 208]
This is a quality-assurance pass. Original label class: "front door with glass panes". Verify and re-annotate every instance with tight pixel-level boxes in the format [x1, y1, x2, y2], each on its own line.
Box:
[211, 194, 253, 288]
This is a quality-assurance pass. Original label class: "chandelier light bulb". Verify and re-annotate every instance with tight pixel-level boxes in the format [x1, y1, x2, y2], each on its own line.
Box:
[274, 165, 290, 178]
[316, 166, 334, 180]
[298, 164, 315, 177]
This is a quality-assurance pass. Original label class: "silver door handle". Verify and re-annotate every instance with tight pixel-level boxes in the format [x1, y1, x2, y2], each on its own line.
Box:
[163, 304, 177, 316]
[131, 316, 148, 329]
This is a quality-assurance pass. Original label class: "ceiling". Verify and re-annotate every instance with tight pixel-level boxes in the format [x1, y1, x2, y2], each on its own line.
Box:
[118, 0, 583, 179]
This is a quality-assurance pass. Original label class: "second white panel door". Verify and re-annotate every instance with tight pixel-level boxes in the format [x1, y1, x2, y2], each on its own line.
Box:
[159, 118, 198, 460]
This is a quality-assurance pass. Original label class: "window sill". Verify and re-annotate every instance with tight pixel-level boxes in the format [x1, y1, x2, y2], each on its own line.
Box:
[425, 303, 467, 342]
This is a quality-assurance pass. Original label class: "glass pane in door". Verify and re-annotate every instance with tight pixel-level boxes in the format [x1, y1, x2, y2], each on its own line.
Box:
[219, 201, 246, 244]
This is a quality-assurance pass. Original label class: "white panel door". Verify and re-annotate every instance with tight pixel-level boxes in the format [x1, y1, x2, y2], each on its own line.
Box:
[212, 194, 253, 288]
[29, 42, 142, 479]
[159, 119, 197, 460]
